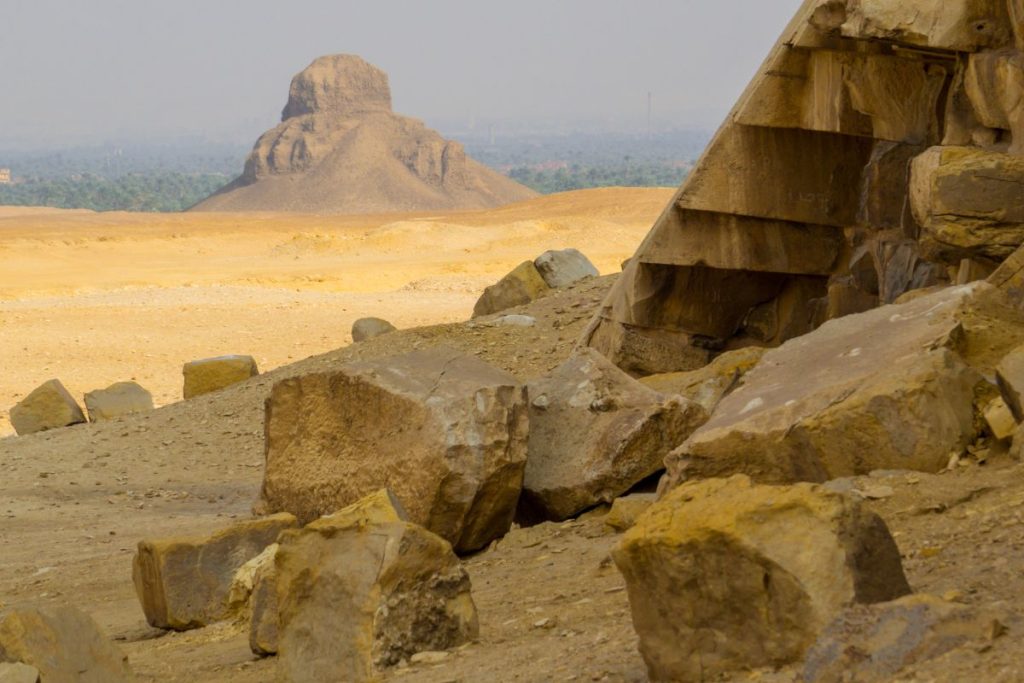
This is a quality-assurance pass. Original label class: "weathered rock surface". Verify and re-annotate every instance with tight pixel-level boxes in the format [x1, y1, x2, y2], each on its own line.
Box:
[193, 55, 535, 214]
[803, 594, 1008, 683]
[9, 379, 86, 435]
[472, 261, 551, 318]
[521, 348, 706, 521]
[83, 381, 154, 422]
[132, 513, 297, 630]
[533, 248, 599, 289]
[249, 490, 408, 656]
[663, 285, 987, 489]
[0, 605, 132, 683]
[984, 396, 1017, 440]
[639, 346, 767, 414]
[351, 317, 397, 342]
[275, 520, 478, 682]
[585, 0, 1024, 375]
[613, 476, 910, 682]
[182, 355, 259, 399]
[912, 146, 1024, 263]
[261, 347, 528, 552]
[0, 663, 38, 683]
[996, 342, 1024, 420]
[604, 493, 657, 532]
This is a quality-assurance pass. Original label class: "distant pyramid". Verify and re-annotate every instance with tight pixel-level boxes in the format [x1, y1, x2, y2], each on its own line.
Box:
[193, 54, 536, 213]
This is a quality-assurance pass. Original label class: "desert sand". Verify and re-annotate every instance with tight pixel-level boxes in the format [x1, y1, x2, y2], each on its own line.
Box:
[0, 187, 672, 437]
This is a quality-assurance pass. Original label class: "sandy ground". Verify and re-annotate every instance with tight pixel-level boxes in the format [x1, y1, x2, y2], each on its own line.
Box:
[0, 187, 672, 436]
[1, 271, 1022, 683]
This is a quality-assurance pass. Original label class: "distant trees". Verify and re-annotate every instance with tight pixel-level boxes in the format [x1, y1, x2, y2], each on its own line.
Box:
[0, 172, 230, 212]
[508, 161, 690, 194]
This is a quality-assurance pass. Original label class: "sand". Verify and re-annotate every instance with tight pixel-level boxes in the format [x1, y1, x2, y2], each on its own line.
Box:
[0, 187, 672, 436]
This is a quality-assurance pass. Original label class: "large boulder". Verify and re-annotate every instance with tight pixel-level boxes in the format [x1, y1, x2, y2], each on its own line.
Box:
[911, 146, 1024, 263]
[613, 476, 910, 682]
[521, 349, 707, 521]
[803, 594, 1008, 683]
[275, 520, 478, 682]
[260, 347, 529, 553]
[182, 354, 259, 399]
[132, 513, 297, 630]
[83, 381, 154, 422]
[533, 248, 599, 288]
[9, 379, 86, 435]
[248, 489, 409, 656]
[0, 605, 132, 683]
[472, 261, 551, 318]
[663, 285, 990, 489]
[351, 317, 397, 342]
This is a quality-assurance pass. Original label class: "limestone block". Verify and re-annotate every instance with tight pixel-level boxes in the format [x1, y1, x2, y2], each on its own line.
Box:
[249, 490, 407, 656]
[275, 520, 478, 682]
[0, 663, 39, 683]
[613, 476, 910, 682]
[997, 343, 1024, 420]
[83, 381, 154, 422]
[912, 146, 1024, 263]
[842, 0, 1012, 52]
[261, 347, 528, 553]
[803, 594, 1008, 682]
[604, 493, 657, 532]
[639, 346, 767, 414]
[132, 513, 298, 630]
[663, 285, 986, 488]
[351, 317, 396, 342]
[9, 379, 86, 435]
[984, 396, 1018, 440]
[533, 248, 599, 288]
[0, 605, 132, 683]
[182, 355, 259, 399]
[965, 49, 1024, 154]
[472, 261, 551, 317]
[521, 349, 707, 521]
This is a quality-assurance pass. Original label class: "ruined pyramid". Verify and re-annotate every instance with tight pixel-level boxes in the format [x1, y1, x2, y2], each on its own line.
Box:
[584, 0, 1024, 376]
[193, 54, 536, 213]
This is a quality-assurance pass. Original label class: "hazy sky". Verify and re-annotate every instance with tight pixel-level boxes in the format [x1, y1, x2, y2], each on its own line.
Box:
[0, 0, 804, 149]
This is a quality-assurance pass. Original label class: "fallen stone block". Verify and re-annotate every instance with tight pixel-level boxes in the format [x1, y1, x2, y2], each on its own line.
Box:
[996, 343, 1024, 421]
[984, 396, 1017, 440]
[182, 354, 259, 399]
[351, 317, 397, 342]
[249, 488, 409, 656]
[533, 248, 599, 288]
[803, 594, 1008, 683]
[9, 379, 86, 436]
[0, 605, 132, 683]
[604, 493, 657, 532]
[0, 663, 39, 683]
[132, 513, 297, 630]
[472, 261, 551, 318]
[83, 381, 154, 422]
[911, 146, 1024, 263]
[261, 347, 528, 553]
[663, 285, 987, 489]
[275, 520, 478, 682]
[521, 349, 707, 522]
[613, 476, 910, 682]
[639, 346, 766, 414]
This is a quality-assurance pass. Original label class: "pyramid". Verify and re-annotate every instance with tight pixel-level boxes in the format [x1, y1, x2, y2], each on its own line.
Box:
[584, 0, 1024, 376]
[192, 55, 536, 213]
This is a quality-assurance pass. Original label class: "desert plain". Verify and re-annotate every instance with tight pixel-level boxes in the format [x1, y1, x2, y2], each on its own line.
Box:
[0, 187, 669, 437]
